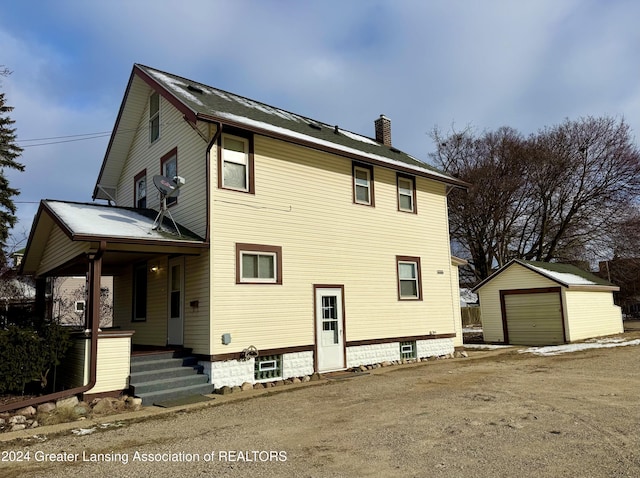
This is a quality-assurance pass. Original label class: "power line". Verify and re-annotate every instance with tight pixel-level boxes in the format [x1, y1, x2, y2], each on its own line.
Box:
[16, 120, 185, 149]
[18, 131, 113, 142]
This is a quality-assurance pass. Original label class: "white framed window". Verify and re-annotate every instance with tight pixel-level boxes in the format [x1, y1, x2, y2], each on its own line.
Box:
[400, 341, 417, 360]
[149, 92, 160, 143]
[353, 163, 374, 206]
[222, 134, 250, 191]
[236, 243, 282, 284]
[398, 175, 415, 213]
[254, 355, 282, 381]
[161, 149, 178, 206]
[74, 301, 85, 313]
[397, 256, 422, 300]
[241, 252, 276, 282]
[134, 170, 146, 208]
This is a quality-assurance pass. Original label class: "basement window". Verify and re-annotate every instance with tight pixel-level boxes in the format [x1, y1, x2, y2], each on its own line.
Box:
[400, 341, 417, 360]
[254, 355, 282, 381]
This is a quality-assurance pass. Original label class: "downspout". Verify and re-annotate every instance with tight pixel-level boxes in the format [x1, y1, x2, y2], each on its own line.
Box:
[205, 121, 222, 243]
[0, 241, 107, 413]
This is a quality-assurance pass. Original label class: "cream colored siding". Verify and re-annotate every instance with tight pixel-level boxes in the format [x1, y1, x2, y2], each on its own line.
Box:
[38, 226, 89, 276]
[113, 262, 167, 346]
[90, 334, 132, 394]
[210, 135, 457, 355]
[562, 289, 623, 341]
[504, 292, 564, 345]
[478, 265, 555, 343]
[450, 262, 463, 347]
[183, 252, 210, 353]
[115, 92, 208, 238]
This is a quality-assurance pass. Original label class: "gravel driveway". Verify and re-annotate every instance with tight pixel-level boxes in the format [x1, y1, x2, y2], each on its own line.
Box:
[2, 333, 640, 478]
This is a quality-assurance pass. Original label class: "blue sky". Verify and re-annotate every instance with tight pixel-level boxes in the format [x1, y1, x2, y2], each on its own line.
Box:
[2, 0, 640, 250]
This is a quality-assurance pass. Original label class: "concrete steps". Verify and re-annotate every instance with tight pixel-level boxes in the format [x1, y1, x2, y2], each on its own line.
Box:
[129, 351, 212, 405]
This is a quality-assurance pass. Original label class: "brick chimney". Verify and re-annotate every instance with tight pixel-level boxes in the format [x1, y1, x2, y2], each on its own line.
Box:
[374, 114, 391, 146]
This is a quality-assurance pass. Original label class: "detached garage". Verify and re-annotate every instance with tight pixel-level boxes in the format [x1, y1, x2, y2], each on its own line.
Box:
[473, 259, 622, 346]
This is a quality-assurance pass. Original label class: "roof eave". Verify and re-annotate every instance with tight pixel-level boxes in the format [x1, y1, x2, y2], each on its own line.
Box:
[196, 112, 467, 188]
[93, 64, 199, 201]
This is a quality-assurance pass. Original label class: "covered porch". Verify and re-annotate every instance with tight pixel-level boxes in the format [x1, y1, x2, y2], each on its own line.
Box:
[18, 200, 207, 403]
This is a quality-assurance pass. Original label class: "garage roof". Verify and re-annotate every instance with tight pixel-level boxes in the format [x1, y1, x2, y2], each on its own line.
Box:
[473, 259, 618, 292]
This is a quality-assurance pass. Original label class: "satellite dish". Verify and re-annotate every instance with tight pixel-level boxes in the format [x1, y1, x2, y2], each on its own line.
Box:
[153, 175, 182, 198]
[151, 175, 186, 236]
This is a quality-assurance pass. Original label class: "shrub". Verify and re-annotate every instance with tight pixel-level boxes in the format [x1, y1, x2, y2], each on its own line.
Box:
[0, 322, 71, 394]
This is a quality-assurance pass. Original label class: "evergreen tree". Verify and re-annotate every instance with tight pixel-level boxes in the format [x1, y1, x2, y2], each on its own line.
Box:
[0, 67, 25, 265]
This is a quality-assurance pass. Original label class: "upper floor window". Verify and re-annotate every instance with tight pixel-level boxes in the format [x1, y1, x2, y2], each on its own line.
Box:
[161, 148, 178, 206]
[353, 163, 374, 206]
[149, 92, 160, 143]
[397, 174, 416, 213]
[220, 132, 254, 193]
[397, 256, 422, 300]
[134, 170, 147, 208]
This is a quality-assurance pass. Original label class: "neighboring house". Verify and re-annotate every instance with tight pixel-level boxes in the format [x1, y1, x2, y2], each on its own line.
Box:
[474, 259, 622, 346]
[19, 64, 468, 396]
[51, 276, 113, 327]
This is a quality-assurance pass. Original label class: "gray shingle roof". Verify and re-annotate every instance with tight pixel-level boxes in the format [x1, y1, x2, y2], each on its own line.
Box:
[136, 64, 465, 187]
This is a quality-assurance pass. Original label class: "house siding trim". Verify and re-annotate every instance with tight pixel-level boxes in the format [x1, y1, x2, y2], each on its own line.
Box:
[197, 112, 468, 189]
[346, 333, 456, 347]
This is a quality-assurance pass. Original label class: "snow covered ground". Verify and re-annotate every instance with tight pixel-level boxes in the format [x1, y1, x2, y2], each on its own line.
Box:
[464, 328, 640, 355]
[518, 337, 640, 356]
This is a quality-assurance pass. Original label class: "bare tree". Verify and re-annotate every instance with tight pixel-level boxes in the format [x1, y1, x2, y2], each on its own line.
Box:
[432, 116, 640, 283]
[431, 125, 529, 282]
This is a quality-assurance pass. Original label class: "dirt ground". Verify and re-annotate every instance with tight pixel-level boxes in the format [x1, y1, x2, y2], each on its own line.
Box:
[2, 332, 640, 478]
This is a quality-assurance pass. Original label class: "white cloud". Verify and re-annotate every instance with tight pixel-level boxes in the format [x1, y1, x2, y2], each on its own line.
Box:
[3, 0, 640, 247]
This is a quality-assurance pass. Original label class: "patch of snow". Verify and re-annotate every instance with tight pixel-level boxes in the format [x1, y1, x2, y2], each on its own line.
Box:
[71, 427, 96, 436]
[463, 327, 482, 333]
[214, 112, 455, 181]
[46, 201, 201, 243]
[339, 129, 379, 146]
[464, 344, 513, 350]
[147, 70, 204, 107]
[526, 264, 596, 285]
[519, 338, 640, 356]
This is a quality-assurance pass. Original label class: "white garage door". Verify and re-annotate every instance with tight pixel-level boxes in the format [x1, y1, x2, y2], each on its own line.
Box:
[503, 291, 565, 345]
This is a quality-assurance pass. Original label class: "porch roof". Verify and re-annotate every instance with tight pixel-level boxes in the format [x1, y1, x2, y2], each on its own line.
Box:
[20, 200, 206, 277]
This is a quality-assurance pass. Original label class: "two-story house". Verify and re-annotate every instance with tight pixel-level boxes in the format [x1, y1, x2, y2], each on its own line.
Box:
[19, 64, 467, 400]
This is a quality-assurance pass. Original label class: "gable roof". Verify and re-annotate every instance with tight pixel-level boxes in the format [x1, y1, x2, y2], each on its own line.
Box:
[94, 64, 467, 200]
[473, 259, 619, 292]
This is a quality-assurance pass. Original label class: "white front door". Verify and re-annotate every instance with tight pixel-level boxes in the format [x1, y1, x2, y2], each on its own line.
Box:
[167, 257, 184, 345]
[315, 287, 345, 372]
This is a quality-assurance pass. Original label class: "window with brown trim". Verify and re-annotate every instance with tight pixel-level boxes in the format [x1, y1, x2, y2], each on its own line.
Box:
[353, 162, 375, 206]
[219, 132, 255, 193]
[396, 256, 422, 300]
[161, 148, 178, 206]
[397, 174, 417, 213]
[149, 92, 160, 143]
[236, 243, 282, 284]
[132, 262, 148, 321]
[134, 169, 147, 208]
